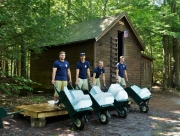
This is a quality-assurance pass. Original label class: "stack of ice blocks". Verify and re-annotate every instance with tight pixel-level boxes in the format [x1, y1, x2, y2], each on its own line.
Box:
[90, 86, 114, 106]
[64, 87, 92, 110]
[131, 85, 151, 99]
[108, 84, 128, 101]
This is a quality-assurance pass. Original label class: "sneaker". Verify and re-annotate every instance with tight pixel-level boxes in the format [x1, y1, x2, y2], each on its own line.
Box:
[128, 100, 132, 105]
[53, 104, 61, 110]
[60, 103, 65, 108]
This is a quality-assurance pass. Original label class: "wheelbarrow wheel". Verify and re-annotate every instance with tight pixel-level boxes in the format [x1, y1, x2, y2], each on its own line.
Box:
[75, 116, 85, 130]
[140, 104, 149, 113]
[118, 107, 127, 118]
[99, 111, 109, 125]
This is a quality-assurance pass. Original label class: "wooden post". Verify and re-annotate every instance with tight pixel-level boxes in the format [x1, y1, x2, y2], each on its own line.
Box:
[30, 117, 46, 127]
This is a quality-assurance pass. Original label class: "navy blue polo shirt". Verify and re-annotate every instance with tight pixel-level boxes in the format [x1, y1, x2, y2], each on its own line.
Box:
[92, 66, 105, 78]
[116, 63, 126, 78]
[76, 60, 90, 79]
[53, 60, 70, 80]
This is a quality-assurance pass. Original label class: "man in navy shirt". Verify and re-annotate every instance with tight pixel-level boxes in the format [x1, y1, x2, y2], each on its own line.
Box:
[51, 51, 72, 108]
[75, 52, 91, 91]
[92, 60, 106, 88]
[116, 56, 128, 88]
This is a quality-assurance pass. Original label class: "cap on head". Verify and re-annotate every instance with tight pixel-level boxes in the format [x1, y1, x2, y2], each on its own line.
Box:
[120, 56, 124, 59]
[80, 52, 85, 56]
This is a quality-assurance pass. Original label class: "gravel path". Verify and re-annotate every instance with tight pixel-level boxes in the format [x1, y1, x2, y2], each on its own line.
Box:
[1, 91, 180, 136]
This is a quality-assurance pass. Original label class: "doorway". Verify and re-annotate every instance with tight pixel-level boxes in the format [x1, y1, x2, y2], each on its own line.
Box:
[118, 31, 124, 61]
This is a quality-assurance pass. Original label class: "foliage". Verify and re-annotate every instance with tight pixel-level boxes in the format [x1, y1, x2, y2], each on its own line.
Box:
[0, 72, 41, 95]
[0, 0, 180, 91]
[29, 96, 46, 103]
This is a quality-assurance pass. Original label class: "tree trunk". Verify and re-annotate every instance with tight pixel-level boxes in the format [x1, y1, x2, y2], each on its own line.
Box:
[162, 35, 168, 90]
[21, 41, 26, 78]
[67, 0, 71, 17]
[10, 56, 13, 76]
[102, 0, 108, 16]
[5, 59, 8, 76]
[171, 0, 180, 89]
[168, 36, 173, 87]
[172, 38, 180, 89]
[13, 59, 17, 76]
[0, 54, 2, 76]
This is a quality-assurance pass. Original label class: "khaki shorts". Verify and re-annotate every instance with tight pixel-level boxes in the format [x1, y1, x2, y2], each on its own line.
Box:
[76, 78, 89, 91]
[54, 81, 67, 97]
[93, 78, 101, 88]
[118, 76, 126, 86]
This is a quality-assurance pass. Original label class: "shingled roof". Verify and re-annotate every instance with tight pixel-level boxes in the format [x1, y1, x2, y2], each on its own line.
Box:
[60, 12, 145, 51]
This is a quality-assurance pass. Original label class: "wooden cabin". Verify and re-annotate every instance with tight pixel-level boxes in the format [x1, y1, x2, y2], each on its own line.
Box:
[141, 54, 154, 89]
[30, 12, 153, 92]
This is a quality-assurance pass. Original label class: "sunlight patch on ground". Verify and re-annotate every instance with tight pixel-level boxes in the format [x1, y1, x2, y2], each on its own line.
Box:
[171, 110, 180, 114]
[149, 116, 180, 123]
[58, 134, 74, 136]
[150, 122, 156, 129]
[152, 86, 161, 89]
[3, 121, 10, 125]
[159, 132, 180, 136]
[171, 98, 180, 105]
[55, 128, 63, 131]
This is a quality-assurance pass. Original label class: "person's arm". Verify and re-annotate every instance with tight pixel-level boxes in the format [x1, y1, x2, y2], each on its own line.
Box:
[51, 68, 57, 84]
[75, 69, 79, 85]
[67, 69, 72, 83]
[124, 70, 128, 81]
[116, 69, 119, 83]
[87, 68, 91, 80]
[92, 73, 96, 86]
[102, 73, 106, 86]
[87, 62, 91, 82]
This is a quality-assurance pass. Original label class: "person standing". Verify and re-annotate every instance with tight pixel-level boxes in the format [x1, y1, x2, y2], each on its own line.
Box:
[75, 52, 91, 91]
[116, 56, 128, 88]
[51, 51, 72, 108]
[92, 60, 106, 88]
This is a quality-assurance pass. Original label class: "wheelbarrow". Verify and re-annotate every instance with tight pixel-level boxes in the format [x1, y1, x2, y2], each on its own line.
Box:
[54, 84, 92, 130]
[0, 106, 24, 128]
[104, 84, 130, 118]
[124, 81, 151, 113]
[79, 84, 114, 125]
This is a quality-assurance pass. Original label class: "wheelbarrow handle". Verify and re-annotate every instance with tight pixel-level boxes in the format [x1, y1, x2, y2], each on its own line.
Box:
[103, 85, 109, 91]
[53, 84, 60, 93]
[69, 82, 74, 90]
[89, 83, 93, 88]
[76, 85, 81, 90]
[126, 81, 132, 86]
[4, 106, 14, 110]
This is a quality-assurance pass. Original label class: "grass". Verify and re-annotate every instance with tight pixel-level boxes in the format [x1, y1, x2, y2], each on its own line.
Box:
[29, 96, 47, 103]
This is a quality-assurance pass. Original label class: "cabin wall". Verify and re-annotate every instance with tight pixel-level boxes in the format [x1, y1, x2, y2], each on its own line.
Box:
[95, 18, 142, 87]
[141, 57, 153, 88]
[30, 41, 94, 91]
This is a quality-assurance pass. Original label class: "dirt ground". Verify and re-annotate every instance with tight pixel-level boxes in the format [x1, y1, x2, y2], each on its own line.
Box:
[1, 87, 180, 136]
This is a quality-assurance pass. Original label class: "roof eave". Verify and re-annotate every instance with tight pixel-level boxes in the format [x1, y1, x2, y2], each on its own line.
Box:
[95, 12, 125, 41]
[141, 53, 154, 61]
[60, 38, 95, 45]
[124, 14, 145, 51]
[96, 12, 145, 51]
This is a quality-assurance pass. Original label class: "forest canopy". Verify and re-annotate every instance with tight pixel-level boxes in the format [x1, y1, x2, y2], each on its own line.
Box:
[0, 0, 180, 93]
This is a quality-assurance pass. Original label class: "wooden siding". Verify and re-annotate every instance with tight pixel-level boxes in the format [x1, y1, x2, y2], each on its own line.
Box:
[30, 40, 94, 91]
[141, 56, 153, 88]
[30, 17, 151, 91]
[95, 18, 142, 87]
